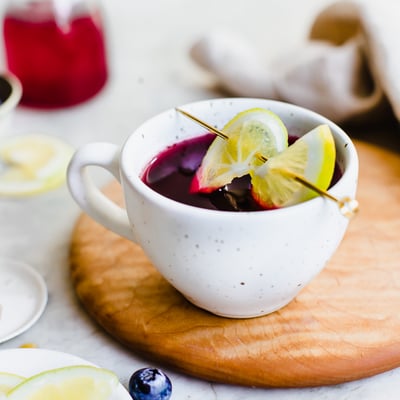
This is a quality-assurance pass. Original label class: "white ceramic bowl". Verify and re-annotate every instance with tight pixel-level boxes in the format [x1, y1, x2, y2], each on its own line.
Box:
[0, 72, 22, 136]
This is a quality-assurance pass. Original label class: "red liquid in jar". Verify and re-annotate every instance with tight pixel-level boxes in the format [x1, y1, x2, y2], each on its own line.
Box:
[142, 134, 342, 212]
[3, 5, 108, 108]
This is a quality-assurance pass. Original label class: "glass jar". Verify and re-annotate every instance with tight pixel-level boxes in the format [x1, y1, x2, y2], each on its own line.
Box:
[2, 0, 109, 108]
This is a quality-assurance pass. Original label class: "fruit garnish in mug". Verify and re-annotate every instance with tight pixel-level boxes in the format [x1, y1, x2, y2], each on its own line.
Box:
[250, 124, 336, 208]
[143, 107, 345, 212]
[190, 108, 336, 209]
[191, 108, 288, 193]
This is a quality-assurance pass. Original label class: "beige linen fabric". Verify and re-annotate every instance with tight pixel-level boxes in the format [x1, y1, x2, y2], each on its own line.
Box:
[191, 1, 400, 124]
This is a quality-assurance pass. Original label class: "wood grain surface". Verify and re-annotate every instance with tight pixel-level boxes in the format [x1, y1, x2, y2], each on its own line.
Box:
[70, 140, 400, 388]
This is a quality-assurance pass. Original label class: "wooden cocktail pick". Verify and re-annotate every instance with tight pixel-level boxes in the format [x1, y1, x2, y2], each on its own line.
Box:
[175, 107, 359, 218]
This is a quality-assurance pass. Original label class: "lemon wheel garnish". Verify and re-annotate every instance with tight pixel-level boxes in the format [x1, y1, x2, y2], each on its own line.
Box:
[6, 365, 118, 400]
[0, 134, 74, 197]
[0, 372, 25, 395]
[177, 108, 357, 217]
[191, 108, 288, 192]
[251, 124, 336, 208]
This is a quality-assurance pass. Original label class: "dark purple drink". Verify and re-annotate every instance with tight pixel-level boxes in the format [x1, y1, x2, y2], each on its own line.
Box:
[141, 134, 341, 211]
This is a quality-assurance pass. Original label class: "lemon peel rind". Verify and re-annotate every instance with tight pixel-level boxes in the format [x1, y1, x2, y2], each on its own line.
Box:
[286, 124, 335, 205]
[223, 107, 288, 154]
[6, 365, 118, 400]
[0, 372, 25, 395]
[251, 124, 336, 209]
[192, 108, 288, 193]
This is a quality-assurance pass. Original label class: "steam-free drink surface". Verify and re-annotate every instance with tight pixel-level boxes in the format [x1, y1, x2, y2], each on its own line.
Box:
[142, 134, 342, 211]
[142, 134, 265, 211]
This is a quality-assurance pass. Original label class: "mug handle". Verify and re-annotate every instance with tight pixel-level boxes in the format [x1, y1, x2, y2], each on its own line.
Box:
[67, 142, 135, 242]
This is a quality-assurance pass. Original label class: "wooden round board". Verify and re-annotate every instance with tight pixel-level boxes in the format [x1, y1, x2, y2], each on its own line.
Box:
[70, 140, 400, 388]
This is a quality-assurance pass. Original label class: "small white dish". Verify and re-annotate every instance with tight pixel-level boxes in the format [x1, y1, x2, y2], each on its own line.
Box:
[0, 72, 22, 137]
[0, 258, 47, 343]
[0, 348, 131, 399]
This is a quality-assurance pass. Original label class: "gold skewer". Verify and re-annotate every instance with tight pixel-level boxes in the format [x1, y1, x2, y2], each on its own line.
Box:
[175, 107, 359, 218]
[176, 108, 229, 140]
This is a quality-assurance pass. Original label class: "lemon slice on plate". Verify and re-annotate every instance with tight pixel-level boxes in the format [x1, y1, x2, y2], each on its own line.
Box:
[191, 108, 288, 192]
[0, 134, 74, 197]
[0, 372, 25, 395]
[7, 365, 118, 400]
[251, 124, 336, 209]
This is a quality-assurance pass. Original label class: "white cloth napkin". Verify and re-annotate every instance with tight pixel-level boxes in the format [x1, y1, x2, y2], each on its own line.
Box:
[190, 0, 400, 124]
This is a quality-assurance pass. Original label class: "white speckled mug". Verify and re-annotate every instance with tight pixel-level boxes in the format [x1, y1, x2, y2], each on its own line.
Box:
[67, 98, 358, 318]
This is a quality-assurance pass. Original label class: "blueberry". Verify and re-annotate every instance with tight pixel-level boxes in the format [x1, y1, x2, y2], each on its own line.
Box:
[129, 367, 172, 400]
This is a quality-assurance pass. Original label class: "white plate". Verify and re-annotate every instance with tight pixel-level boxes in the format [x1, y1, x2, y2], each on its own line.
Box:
[0, 348, 131, 399]
[0, 259, 47, 343]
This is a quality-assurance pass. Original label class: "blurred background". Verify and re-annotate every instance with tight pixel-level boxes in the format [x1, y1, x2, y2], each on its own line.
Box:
[1, 2, 400, 399]
[0, 0, 338, 149]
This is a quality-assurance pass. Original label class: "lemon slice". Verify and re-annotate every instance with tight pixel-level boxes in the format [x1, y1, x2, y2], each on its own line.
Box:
[0, 372, 24, 395]
[251, 124, 336, 209]
[7, 365, 118, 400]
[191, 108, 288, 192]
[0, 134, 74, 197]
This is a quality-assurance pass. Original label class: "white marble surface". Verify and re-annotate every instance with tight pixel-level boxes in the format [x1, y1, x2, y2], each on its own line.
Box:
[1, 0, 400, 398]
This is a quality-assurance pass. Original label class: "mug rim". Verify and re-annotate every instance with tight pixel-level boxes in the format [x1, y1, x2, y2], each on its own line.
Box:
[120, 98, 358, 218]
